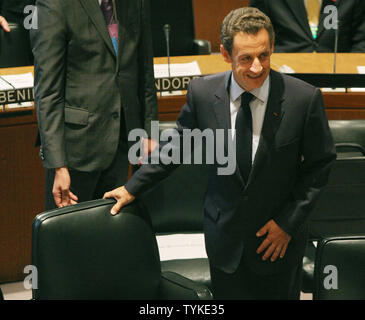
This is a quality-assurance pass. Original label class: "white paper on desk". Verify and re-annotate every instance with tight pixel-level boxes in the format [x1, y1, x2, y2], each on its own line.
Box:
[154, 61, 202, 78]
[0, 72, 34, 89]
[154, 61, 201, 96]
[350, 66, 365, 92]
[156, 233, 207, 261]
[357, 66, 365, 74]
[0, 72, 34, 108]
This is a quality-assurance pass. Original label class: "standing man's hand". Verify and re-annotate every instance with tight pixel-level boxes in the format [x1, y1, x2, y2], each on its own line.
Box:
[53, 166, 78, 208]
[256, 219, 292, 262]
[0, 16, 10, 32]
[103, 186, 135, 215]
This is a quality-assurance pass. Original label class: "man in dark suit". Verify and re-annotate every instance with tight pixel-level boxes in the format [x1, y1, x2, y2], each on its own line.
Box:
[30, 0, 158, 209]
[104, 7, 336, 299]
[250, 0, 365, 52]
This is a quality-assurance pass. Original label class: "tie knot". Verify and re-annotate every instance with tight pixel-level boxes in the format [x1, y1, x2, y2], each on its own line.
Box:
[241, 92, 254, 108]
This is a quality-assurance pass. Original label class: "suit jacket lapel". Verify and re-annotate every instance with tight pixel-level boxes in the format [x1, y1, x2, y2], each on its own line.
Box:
[212, 72, 245, 183]
[78, 0, 116, 58]
[285, 0, 313, 39]
[247, 70, 285, 186]
[212, 72, 231, 131]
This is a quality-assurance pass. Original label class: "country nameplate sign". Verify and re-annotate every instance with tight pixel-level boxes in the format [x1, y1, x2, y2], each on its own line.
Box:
[155, 75, 203, 92]
[0, 87, 35, 104]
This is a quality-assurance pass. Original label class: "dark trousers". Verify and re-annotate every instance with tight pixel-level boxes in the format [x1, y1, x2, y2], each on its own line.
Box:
[45, 140, 129, 210]
[210, 255, 302, 300]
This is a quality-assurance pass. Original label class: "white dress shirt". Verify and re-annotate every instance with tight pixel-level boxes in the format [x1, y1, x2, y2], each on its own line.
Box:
[229, 74, 270, 163]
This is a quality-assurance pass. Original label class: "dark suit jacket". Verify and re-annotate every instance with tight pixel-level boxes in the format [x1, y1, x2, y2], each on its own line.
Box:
[30, 0, 158, 171]
[126, 70, 336, 275]
[250, 0, 365, 52]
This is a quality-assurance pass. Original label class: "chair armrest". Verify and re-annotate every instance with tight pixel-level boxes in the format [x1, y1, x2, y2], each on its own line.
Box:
[159, 271, 213, 300]
[335, 143, 365, 156]
[193, 39, 211, 55]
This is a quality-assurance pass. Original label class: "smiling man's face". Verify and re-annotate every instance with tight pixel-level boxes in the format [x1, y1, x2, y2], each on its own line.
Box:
[221, 28, 273, 92]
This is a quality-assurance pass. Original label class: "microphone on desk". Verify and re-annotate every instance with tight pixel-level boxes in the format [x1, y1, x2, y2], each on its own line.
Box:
[163, 24, 171, 79]
[328, 0, 340, 74]
[333, 19, 339, 74]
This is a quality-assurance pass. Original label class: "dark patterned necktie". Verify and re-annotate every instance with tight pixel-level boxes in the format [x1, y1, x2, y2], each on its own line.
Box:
[100, 0, 118, 54]
[235, 91, 254, 182]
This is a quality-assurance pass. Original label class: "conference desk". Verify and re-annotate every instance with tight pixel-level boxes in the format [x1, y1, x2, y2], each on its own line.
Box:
[0, 53, 364, 283]
[155, 53, 365, 121]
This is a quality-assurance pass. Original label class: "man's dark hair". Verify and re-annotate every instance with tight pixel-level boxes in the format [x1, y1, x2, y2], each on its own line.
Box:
[220, 7, 275, 56]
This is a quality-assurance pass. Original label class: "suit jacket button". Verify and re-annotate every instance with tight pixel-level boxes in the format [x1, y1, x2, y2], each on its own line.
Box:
[112, 112, 119, 119]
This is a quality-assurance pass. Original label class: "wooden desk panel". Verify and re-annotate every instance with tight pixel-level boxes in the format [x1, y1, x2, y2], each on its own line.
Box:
[0, 109, 44, 283]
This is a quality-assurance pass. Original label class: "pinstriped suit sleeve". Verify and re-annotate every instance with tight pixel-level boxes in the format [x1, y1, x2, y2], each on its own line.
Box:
[138, 0, 158, 137]
[30, 0, 68, 168]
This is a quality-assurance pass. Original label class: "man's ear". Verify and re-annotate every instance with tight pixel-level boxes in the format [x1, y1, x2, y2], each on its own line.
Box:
[220, 44, 232, 63]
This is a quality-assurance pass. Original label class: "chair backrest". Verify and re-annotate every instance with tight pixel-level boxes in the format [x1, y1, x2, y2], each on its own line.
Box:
[314, 236, 365, 300]
[0, 23, 33, 68]
[329, 120, 365, 156]
[141, 121, 210, 233]
[150, 0, 197, 57]
[32, 199, 161, 300]
[308, 156, 365, 240]
[308, 120, 365, 239]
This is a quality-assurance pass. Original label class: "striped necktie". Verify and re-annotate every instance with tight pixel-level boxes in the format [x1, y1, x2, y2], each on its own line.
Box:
[100, 0, 118, 54]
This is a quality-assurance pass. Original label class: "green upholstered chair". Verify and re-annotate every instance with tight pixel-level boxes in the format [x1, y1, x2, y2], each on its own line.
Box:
[31, 199, 212, 300]
[141, 121, 212, 291]
[0, 23, 33, 68]
[314, 236, 365, 300]
[301, 120, 365, 294]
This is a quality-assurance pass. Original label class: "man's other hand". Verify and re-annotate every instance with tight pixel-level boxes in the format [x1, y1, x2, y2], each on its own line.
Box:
[53, 166, 78, 208]
[0, 16, 10, 32]
[138, 138, 159, 165]
[256, 219, 292, 262]
[103, 186, 135, 215]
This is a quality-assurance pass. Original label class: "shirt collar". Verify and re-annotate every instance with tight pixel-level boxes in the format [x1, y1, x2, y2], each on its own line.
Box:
[230, 73, 270, 104]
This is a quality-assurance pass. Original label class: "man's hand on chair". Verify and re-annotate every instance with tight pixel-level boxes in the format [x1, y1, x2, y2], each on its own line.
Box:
[103, 186, 135, 215]
[0, 16, 10, 32]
